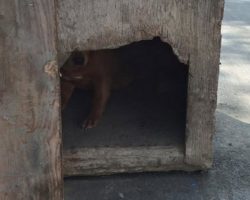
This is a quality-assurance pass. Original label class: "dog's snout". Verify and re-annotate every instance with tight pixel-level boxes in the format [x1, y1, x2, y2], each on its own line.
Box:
[59, 68, 68, 79]
[59, 67, 83, 80]
[60, 67, 68, 78]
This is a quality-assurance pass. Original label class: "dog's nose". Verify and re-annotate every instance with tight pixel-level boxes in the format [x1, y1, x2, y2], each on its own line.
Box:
[59, 68, 66, 78]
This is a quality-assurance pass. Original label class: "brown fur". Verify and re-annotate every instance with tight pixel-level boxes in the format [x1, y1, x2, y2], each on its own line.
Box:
[60, 49, 133, 129]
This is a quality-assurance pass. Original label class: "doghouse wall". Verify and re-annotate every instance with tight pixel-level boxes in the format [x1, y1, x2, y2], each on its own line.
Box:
[58, 0, 224, 168]
[0, 0, 224, 199]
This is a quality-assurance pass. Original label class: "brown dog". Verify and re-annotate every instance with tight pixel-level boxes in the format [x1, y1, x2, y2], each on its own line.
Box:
[60, 49, 133, 129]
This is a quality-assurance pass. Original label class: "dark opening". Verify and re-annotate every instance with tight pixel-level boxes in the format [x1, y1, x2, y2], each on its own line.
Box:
[61, 37, 188, 149]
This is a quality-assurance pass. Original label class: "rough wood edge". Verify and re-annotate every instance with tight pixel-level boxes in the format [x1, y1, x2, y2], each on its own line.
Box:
[56, 0, 192, 66]
[185, 0, 224, 168]
[0, 1, 63, 199]
[63, 146, 199, 177]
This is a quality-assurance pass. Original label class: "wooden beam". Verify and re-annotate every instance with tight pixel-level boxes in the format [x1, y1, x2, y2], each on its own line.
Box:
[185, 0, 224, 168]
[57, 0, 191, 65]
[63, 146, 196, 176]
[0, 1, 62, 199]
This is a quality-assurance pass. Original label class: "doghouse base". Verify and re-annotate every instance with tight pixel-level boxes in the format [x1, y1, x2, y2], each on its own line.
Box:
[63, 146, 199, 176]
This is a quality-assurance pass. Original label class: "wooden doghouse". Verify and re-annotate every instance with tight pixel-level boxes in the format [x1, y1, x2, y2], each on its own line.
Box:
[0, 0, 224, 198]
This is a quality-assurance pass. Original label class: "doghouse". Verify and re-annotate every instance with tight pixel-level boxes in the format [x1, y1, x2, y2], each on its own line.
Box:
[0, 0, 224, 199]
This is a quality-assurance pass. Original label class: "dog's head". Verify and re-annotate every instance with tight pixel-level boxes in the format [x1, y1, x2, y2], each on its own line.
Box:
[60, 50, 90, 81]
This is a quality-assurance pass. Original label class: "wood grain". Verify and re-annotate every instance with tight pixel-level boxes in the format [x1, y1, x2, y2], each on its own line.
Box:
[63, 146, 198, 176]
[57, 0, 191, 65]
[0, 0, 62, 199]
[185, 0, 224, 168]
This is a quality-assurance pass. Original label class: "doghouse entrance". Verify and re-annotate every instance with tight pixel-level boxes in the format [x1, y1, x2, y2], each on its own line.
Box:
[62, 37, 189, 176]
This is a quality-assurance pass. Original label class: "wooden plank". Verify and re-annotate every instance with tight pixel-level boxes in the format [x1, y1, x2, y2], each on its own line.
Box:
[57, 0, 191, 65]
[185, 0, 224, 168]
[63, 146, 197, 176]
[0, 1, 62, 199]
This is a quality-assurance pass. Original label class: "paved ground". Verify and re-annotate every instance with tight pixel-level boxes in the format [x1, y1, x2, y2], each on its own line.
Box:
[65, 1, 250, 199]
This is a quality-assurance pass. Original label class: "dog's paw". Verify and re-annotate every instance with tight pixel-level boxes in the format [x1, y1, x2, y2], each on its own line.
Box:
[82, 113, 100, 129]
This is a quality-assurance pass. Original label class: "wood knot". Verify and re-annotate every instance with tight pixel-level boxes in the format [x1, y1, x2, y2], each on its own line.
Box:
[44, 60, 58, 78]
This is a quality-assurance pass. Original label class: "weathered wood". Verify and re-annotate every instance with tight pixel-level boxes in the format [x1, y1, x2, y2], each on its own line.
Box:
[185, 0, 224, 168]
[58, 0, 224, 169]
[0, 1, 62, 199]
[0, 1, 224, 194]
[57, 0, 191, 65]
[63, 146, 198, 176]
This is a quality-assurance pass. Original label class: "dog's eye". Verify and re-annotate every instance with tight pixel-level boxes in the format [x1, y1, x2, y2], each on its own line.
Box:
[73, 57, 85, 65]
[72, 51, 85, 66]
